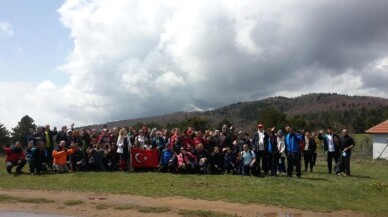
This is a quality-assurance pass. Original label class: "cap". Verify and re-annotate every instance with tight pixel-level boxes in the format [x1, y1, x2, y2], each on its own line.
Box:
[258, 124, 264, 128]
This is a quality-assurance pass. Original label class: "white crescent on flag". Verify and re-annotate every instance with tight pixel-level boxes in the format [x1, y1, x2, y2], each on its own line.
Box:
[135, 153, 148, 163]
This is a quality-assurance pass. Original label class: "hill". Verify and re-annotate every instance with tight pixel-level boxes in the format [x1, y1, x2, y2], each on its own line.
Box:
[88, 93, 388, 133]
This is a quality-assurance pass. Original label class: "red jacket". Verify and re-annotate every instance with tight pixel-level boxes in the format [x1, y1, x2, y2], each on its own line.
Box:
[2, 147, 26, 162]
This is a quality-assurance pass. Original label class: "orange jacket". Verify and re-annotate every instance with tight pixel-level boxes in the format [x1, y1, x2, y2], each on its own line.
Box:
[52, 148, 75, 166]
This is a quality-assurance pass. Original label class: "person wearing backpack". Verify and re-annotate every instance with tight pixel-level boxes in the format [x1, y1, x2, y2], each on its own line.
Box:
[238, 144, 256, 176]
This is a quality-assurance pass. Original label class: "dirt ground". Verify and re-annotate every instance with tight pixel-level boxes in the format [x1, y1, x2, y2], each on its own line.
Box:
[0, 189, 364, 217]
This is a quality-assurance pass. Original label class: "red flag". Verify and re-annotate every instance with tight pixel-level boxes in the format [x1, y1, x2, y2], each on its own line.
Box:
[131, 147, 159, 168]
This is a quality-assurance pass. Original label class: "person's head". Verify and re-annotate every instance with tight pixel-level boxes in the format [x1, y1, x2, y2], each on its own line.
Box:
[166, 144, 171, 150]
[156, 131, 162, 138]
[196, 143, 204, 151]
[222, 126, 228, 134]
[285, 125, 292, 133]
[15, 141, 22, 148]
[266, 128, 272, 136]
[196, 131, 203, 138]
[59, 141, 66, 149]
[181, 147, 187, 154]
[45, 124, 50, 132]
[342, 129, 348, 136]
[80, 129, 86, 136]
[102, 129, 108, 135]
[119, 128, 127, 137]
[243, 143, 249, 151]
[305, 131, 311, 138]
[62, 125, 68, 132]
[238, 131, 244, 138]
[277, 130, 283, 138]
[175, 128, 181, 136]
[327, 127, 333, 134]
[214, 146, 220, 153]
[96, 143, 102, 149]
[214, 130, 220, 136]
[258, 124, 264, 131]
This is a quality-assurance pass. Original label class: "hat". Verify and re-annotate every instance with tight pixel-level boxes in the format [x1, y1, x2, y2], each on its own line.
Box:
[258, 124, 264, 128]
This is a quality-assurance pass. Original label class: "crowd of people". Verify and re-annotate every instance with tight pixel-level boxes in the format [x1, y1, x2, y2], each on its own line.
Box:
[2, 123, 355, 178]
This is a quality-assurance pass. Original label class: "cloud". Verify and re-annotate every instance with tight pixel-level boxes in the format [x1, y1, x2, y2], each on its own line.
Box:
[0, 21, 14, 37]
[2, 0, 388, 130]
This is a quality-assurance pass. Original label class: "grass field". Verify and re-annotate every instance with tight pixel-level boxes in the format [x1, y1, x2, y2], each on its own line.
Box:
[0, 157, 387, 216]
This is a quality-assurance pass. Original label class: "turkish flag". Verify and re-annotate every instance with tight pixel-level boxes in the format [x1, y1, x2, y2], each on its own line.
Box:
[131, 148, 159, 168]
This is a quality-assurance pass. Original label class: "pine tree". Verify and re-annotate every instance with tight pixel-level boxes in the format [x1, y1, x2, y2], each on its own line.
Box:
[11, 115, 36, 147]
[0, 123, 11, 145]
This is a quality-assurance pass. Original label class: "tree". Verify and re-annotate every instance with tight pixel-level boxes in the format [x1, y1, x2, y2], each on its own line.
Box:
[257, 107, 288, 130]
[11, 115, 36, 147]
[288, 115, 307, 130]
[217, 119, 232, 130]
[179, 116, 210, 132]
[0, 123, 11, 145]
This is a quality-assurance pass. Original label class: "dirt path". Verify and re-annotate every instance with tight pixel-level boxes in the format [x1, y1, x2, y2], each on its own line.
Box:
[0, 189, 362, 217]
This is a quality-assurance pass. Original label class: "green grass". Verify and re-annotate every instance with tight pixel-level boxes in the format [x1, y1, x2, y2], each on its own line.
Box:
[114, 204, 139, 210]
[0, 154, 387, 216]
[96, 203, 111, 210]
[178, 210, 236, 217]
[138, 206, 171, 213]
[64, 199, 84, 206]
[0, 194, 54, 204]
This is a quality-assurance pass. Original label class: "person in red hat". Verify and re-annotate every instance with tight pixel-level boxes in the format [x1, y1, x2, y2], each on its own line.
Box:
[251, 123, 269, 176]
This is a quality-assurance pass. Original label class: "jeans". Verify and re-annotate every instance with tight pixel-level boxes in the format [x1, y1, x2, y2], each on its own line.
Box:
[327, 151, 339, 173]
[287, 152, 301, 177]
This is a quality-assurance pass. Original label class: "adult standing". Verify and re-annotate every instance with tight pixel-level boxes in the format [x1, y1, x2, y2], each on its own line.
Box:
[285, 125, 302, 178]
[251, 124, 269, 176]
[266, 128, 279, 176]
[44, 124, 56, 169]
[304, 131, 317, 172]
[319, 127, 341, 174]
[340, 129, 355, 176]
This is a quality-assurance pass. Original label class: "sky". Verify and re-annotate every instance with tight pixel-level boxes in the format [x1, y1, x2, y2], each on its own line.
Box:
[1, 0, 388, 131]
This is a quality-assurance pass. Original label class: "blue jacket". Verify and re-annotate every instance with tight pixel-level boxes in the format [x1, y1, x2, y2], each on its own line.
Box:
[285, 133, 302, 153]
[160, 149, 174, 166]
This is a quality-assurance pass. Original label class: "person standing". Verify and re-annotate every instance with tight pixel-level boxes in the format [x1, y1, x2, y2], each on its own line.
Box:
[252, 124, 269, 176]
[319, 127, 341, 174]
[266, 128, 279, 176]
[285, 125, 302, 178]
[340, 129, 355, 176]
[277, 130, 286, 174]
[44, 124, 56, 170]
[304, 131, 317, 172]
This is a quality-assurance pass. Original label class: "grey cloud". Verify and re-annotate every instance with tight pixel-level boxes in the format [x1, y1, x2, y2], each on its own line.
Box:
[56, 0, 388, 126]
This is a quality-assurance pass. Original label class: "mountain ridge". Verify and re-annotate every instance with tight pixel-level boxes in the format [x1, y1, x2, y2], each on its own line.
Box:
[86, 93, 388, 133]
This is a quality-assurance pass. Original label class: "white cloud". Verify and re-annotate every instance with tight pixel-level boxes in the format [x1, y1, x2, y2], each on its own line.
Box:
[2, 0, 388, 130]
[0, 21, 14, 37]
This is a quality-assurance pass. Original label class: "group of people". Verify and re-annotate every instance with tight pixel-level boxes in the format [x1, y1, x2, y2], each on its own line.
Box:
[2, 123, 355, 178]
